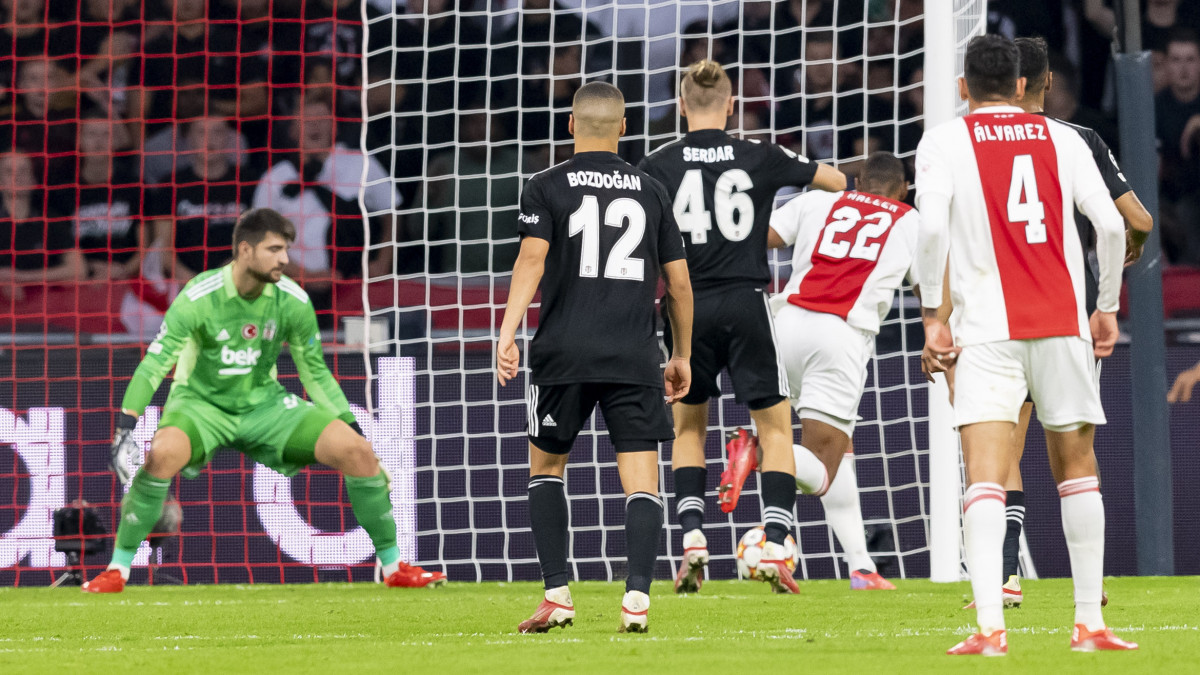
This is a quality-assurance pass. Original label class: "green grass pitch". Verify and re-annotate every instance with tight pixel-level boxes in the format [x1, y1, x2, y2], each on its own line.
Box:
[1, 576, 1197, 674]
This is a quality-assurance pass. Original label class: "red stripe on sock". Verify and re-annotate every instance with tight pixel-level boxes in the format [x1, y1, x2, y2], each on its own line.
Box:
[1057, 477, 1100, 498]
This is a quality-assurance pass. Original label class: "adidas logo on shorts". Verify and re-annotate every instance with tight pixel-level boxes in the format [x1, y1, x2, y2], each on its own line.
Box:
[542, 414, 557, 427]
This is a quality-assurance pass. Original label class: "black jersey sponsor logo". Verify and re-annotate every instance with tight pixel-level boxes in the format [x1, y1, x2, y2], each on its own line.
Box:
[518, 212, 540, 224]
[565, 170, 642, 191]
[683, 145, 735, 162]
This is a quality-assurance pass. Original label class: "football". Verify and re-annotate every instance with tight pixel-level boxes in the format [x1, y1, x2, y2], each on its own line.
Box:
[736, 525, 798, 579]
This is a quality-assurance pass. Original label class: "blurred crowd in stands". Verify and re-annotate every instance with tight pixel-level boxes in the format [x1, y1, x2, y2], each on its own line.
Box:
[0, 0, 1197, 338]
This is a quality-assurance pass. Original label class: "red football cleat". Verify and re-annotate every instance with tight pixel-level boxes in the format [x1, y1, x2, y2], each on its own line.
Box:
[82, 569, 126, 594]
[673, 530, 709, 594]
[947, 630, 1008, 656]
[718, 428, 758, 513]
[1070, 625, 1138, 652]
[756, 543, 800, 594]
[384, 562, 447, 588]
[518, 591, 575, 634]
[850, 569, 896, 590]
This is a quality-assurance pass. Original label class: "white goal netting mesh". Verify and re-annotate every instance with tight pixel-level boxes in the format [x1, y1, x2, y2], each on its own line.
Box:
[367, 0, 986, 582]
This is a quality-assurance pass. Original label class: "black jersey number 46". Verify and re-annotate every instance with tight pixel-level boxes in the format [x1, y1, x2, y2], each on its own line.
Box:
[569, 195, 646, 281]
[673, 169, 754, 244]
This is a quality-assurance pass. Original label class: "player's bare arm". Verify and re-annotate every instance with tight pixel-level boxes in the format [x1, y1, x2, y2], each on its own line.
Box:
[661, 258, 693, 403]
[497, 236, 549, 386]
[1168, 361, 1200, 403]
[1116, 190, 1153, 266]
[810, 163, 848, 192]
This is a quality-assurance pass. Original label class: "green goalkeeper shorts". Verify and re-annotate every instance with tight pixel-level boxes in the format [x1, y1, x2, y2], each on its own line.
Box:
[159, 388, 340, 479]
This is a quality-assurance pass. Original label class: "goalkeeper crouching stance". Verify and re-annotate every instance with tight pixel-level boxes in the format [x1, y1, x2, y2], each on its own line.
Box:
[84, 208, 445, 592]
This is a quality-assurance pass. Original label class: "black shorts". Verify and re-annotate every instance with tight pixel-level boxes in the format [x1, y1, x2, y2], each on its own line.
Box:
[662, 285, 788, 409]
[526, 382, 674, 454]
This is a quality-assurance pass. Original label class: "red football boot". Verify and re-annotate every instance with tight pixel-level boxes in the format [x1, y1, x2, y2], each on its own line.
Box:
[718, 428, 758, 513]
[947, 630, 1008, 656]
[850, 569, 896, 590]
[384, 562, 447, 588]
[82, 569, 126, 594]
[1070, 625, 1138, 652]
[756, 542, 800, 594]
[518, 587, 575, 634]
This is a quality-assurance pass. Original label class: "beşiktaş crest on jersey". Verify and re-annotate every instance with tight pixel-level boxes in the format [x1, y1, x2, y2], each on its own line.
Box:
[242, 323, 259, 340]
[263, 319, 277, 341]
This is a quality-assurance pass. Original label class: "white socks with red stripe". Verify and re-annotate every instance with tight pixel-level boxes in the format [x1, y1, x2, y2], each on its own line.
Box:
[1059, 476, 1106, 631]
[792, 444, 830, 496]
[964, 482, 1006, 635]
[820, 453, 875, 572]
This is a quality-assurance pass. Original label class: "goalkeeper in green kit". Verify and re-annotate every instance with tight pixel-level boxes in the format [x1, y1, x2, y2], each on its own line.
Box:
[84, 208, 446, 592]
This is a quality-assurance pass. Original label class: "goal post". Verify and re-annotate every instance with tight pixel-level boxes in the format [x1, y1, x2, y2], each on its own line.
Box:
[370, 0, 990, 582]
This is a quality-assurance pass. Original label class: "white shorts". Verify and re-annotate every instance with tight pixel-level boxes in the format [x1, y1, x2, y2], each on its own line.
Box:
[773, 304, 874, 436]
[954, 336, 1105, 431]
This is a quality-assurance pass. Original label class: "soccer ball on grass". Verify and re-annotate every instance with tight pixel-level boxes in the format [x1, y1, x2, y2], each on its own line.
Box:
[735, 525, 798, 579]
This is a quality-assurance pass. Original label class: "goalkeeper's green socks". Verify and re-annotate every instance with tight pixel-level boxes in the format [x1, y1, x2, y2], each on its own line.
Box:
[109, 470, 172, 580]
[345, 471, 402, 576]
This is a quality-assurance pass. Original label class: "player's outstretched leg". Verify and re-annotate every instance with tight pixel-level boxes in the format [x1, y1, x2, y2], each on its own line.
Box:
[521, 445, 574, 633]
[822, 451, 895, 590]
[84, 427, 191, 593]
[671, 402, 710, 593]
[316, 420, 445, 588]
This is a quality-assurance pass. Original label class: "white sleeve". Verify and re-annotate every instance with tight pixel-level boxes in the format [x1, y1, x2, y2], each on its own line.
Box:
[1068, 134, 1111, 209]
[1067, 135, 1123, 313]
[915, 192, 950, 310]
[768, 193, 809, 247]
[901, 210, 923, 287]
[1079, 191, 1124, 314]
[915, 129, 955, 200]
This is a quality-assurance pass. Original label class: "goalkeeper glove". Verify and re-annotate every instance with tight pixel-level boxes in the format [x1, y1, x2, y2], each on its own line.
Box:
[111, 412, 141, 486]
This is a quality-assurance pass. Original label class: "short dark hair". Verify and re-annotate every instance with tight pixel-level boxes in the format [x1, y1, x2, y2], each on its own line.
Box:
[1166, 26, 1200, 54]
[857, 151, 907, 198]
[231, 208, 296, 256]
[1015, 36, 1049, 94]
[964, 34, 1020, 101]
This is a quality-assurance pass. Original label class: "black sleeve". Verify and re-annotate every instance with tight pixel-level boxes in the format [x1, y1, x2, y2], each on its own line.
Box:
[764, 143, 819, 190]
[653, 181, 686, 265]
[1085, 129, 1133, 200]
[517, 176, 555, 242]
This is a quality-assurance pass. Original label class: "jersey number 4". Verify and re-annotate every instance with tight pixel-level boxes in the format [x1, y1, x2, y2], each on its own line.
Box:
[816, 206, 892, 261]
[673, 169, 754, 243]
[569, 195, 645, 281]
[1007, 154, 1047, 244]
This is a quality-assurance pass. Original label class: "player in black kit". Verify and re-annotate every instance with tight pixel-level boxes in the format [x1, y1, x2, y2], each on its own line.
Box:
[638, 60, 846, 594]
[497, 81, 694, 634]
[938, 37, 1154, 609]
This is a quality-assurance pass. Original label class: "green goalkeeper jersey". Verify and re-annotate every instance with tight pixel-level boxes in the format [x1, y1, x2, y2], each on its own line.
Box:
[121, 265, 353, 421]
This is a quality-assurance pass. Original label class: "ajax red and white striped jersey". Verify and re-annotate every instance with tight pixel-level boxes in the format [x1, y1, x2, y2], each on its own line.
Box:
[770, 190, 920, 335]
[915, 107, 1118, 345]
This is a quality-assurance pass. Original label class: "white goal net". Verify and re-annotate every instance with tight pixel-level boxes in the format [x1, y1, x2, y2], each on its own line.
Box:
[366, 0, 986, 582]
